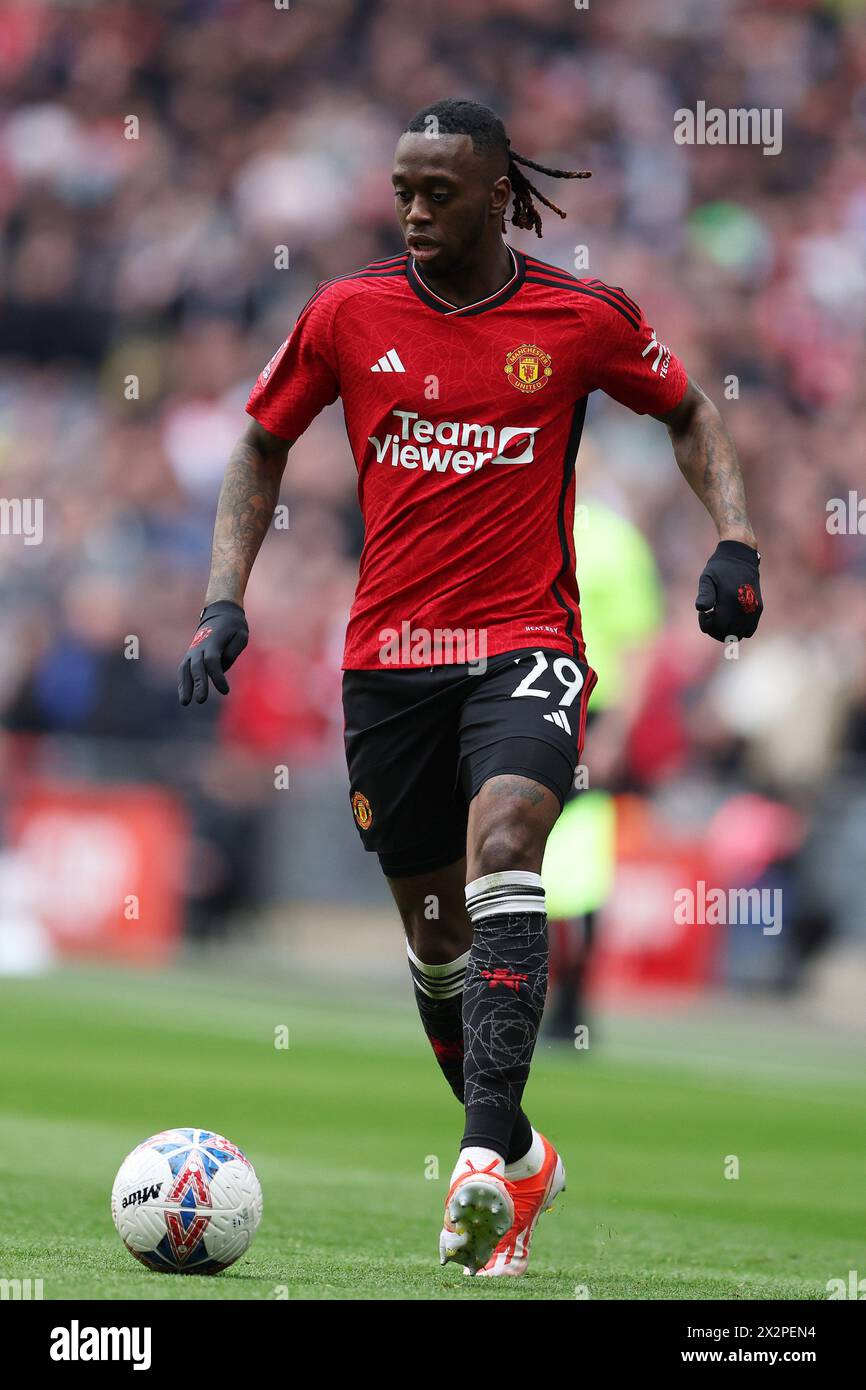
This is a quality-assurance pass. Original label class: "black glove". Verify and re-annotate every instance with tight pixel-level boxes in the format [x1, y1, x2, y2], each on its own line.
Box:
[178, 600, 249, 705]
[695, 540, 763, 642]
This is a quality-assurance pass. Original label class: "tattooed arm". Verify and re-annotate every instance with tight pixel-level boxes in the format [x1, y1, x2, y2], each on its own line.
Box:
[654, 378, 758, 549]
[203, 419, 292, 606]
[654, 378, 763, 642]
[177, 419, 292, 704]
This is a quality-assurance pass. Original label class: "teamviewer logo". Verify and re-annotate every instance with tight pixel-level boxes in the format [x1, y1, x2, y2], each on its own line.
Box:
[490, 426, 538, 465]
[368, 411, 540, 474]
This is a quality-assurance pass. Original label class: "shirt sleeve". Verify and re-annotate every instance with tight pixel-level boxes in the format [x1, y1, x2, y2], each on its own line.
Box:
[245, 287, 340, 440]
[584, 283, 688, 415]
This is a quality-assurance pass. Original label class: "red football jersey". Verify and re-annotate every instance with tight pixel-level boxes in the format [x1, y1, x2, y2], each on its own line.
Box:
[246, 247, 687, 670]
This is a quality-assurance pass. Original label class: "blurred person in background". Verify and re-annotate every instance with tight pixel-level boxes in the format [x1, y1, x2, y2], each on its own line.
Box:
[544, 496, 665, 1041]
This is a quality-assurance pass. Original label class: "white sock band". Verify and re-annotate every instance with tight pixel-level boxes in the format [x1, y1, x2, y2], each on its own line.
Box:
[465, 871, 546, 922]
[406, 941, 470, 999]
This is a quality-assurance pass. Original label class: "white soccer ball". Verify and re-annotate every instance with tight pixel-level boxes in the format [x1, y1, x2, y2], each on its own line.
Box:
[111, 1128, 263, 1275]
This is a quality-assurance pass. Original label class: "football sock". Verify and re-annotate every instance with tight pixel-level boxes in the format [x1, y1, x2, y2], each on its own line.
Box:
[504, 1125, 545, 1181]
[508, 1108, 533, 1166]
[407, 941, 534, 1166]
[461, 871, 549, 1161]
[406, 941, 468, 1105]
[449, 1147, 504, 1186]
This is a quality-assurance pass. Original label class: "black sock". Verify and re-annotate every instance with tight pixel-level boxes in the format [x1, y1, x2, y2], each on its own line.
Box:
[461, 872, 548, 1160]
[407, 942, 534, 1164]
[507, 1108, 532, 1167]
[406, 943, 468, 1105]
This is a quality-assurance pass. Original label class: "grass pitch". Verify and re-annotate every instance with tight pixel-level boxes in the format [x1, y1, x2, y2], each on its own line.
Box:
[0, 964, 862, 1300]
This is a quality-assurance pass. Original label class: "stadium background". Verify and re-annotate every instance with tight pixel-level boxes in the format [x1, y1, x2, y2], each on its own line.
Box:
[1, 0, 865, 1300]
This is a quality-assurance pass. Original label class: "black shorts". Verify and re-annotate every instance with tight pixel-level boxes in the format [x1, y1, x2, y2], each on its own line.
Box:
[343, 647, 597, 878]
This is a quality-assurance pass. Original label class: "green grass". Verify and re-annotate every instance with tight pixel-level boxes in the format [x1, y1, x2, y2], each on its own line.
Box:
[0, 965, 862, 1299]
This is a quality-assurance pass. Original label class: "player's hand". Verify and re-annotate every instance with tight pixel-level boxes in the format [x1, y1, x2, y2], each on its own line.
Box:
[695, 540, 763, 642]
[178, 600, 249, 705]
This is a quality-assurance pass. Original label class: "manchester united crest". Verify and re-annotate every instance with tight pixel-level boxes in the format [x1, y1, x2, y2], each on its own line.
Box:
[352, 791, 373, 830]
[504, 343, 553, 393]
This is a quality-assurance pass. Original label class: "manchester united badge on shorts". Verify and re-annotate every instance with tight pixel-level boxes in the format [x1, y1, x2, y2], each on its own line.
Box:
[504, 343, 553, 393]
[352, 790, 373, 830]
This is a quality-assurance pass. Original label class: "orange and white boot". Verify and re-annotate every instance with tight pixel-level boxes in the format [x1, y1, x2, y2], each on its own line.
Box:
[439, 1150, 515, 1276]
[472, 1130, 565, 1277]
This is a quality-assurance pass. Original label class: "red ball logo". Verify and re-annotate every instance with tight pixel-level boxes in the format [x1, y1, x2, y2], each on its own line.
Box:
[738, 584, 759, 615]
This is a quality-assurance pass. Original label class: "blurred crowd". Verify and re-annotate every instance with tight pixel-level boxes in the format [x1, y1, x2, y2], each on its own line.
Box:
[1, 0, 865, 971]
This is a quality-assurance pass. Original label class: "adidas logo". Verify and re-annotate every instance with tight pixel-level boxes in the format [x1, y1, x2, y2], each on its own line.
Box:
[371, 349, 405, 374]
[543, 710, 572, 733]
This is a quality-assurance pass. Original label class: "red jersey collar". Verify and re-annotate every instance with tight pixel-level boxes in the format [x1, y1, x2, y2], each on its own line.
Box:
[406, 245, 527, 317]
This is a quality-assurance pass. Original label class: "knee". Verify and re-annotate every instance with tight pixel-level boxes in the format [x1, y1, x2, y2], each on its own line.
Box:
[471, 819, 540, 879]
[402, 909, 471, 964]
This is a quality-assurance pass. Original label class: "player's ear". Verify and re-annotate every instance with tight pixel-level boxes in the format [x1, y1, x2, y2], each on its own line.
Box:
[490, 175, 511, 219]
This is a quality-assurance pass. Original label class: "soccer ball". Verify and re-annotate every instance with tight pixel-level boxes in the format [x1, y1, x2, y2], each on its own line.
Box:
[111, 1128, 263, 1275]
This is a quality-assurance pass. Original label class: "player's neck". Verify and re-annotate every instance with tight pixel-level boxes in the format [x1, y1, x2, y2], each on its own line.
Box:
[415, 240, 514, 310]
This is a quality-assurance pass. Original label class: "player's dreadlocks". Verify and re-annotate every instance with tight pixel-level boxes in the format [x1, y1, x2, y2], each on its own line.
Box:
[404, 98, 591, 238]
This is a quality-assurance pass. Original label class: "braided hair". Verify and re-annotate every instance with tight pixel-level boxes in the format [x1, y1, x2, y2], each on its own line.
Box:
[403, 98, 590, 238]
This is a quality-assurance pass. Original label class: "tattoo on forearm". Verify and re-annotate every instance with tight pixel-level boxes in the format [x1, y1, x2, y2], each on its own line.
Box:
[205, 440, 284, 605]
[677, 409, 753, 539]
